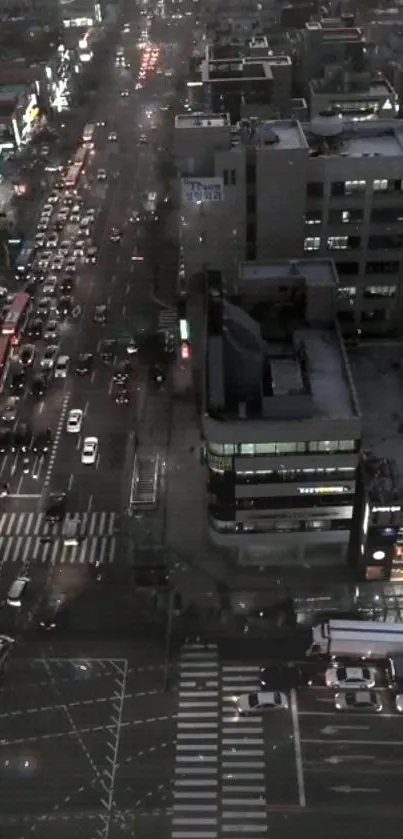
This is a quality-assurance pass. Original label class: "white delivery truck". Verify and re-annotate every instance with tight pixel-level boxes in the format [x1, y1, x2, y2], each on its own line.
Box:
[307, 619, 403, 659]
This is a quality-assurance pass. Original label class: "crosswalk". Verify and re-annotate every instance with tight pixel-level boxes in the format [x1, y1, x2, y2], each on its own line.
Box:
[173, 644, 268, 839]
[0, 512, 118, 566]
[0, 511, 117, 537]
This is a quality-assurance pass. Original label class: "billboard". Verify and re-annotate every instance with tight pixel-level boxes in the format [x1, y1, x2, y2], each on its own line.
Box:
[182, 177, 224, 203]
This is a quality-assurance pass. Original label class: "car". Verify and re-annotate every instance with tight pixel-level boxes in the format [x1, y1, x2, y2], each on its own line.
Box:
[37, 220, 48, 233]
[45, 492, 66, 522]
[37, 297, 53, 317]
[9, 371, 26, 394]
[97, 169, 107, 181]
[73, 245, 84, 259]
[260, 663, 311, 691]
[12, 423, 32, 452]
[26, 318, 43, 340]
[109, 228, 122, 242]
[131, 245, 144, 261]
[54, 355, 69, 378]
[75, 353, 93, 375]
[59, 240, 71, 254]
[93, 304, 107, 323]
[41, 345, 58, 369]
[0, 427, 12, 452]
[325, 665, 377, 690]
[108, 132, 118, 141]
[32, 428, 52, 455]
[51, 256, 64, 272]
[113, 361, 130, 383]
[31, 375, 47, 397]
[81, 436, 98, 465]
[19, 344, 35, 366]
[6, 576, 30, 608]
[37, 595, 67, 630]
[115, 388, 129, 405]
[42, 277, 58, 295]
[85, 246, 97, 263]
[57, 296, 71, 317]
[37, 255, 51, 271]
[335, 690, 383, 713]
[54, 215, 67, 231]
[2, 396, 19, 423]
[65, 258, 76, 274]
[126, 338, 139, 355]
[48, 193, 59, 205]
[35, 233, 46, 247]
[66, 408, 83, 433]
[46, 233, 58, 249]
[44, 320, 59, 343]
[41, 204, 53, 216]
[59, 278, 73, 295]
[87, 209, 96, 221]
[100, 339, 116, 363]
[237, 691, 288, 715]
[70, 212, 80, 223]
[120, 90, 129, 97]
[139, 134, 147, 143]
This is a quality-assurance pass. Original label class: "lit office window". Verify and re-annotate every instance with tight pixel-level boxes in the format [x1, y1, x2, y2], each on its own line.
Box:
[327, 236, 348, 251]
[345, 180, 366, 194]
[304, 236, 320, 251]
[372, 179, 388, 192]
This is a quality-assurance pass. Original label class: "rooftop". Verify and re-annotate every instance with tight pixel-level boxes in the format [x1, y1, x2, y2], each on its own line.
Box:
[349, 345, 403, 482]
[238, 259, 339, 288]
[206, 269, 358, 424]
[232, 119, 308, 150]
[310, 77, 394, 98]
[175, 112, 230, 129]
[303, 119, 403, 158]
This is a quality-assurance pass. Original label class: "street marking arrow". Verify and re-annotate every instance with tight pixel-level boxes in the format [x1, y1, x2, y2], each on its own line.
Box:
[330, 785, 380, 794]
[321, 725, 369, 735]
[324, 755, 375, 765]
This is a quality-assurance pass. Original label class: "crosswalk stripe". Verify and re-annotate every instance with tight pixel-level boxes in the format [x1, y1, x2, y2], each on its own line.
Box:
[0, 511, 117, 537]
[0, 536, 117, 565]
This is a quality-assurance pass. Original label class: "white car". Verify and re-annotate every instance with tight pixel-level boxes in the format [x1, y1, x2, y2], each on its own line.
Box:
[48, 194, 59, 205]
[42, 277, 58, 295]
[70, 212, 80, 223]
[108, 132, 118, 141]
[73, 246, 84, 259]
[97, 169, 107, 181]
[87, 209, 96, 221]
[335, 690, 383, 713]
[59, 240, 71, 254]
[67, 408, 83, 434]
[325, 665, 377, 690]
[35, 233, 46, 246]
[46, 234, 58, 249]
[41, 204, 53, 217]
[237, 691, 288, 715]
[81, 436, 98, 464]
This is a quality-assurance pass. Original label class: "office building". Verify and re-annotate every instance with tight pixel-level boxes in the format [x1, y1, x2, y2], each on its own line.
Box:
[176, 114, 403, 335]
[203, 258, 361, 568]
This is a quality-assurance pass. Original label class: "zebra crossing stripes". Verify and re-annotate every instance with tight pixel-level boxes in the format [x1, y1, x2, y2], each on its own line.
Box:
[220, 665, 268, 838]
[0, 535, 116, 565]
[173, 643, 219, 839]
[0, 511, 117, 537]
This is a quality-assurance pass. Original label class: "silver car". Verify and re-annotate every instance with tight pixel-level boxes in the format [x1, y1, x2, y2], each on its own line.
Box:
[334, 690, 383, 713]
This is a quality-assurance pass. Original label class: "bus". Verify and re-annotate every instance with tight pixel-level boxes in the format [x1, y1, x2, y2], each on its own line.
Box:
[2, 292, 31, 343]
[15, 240, 35, 276]
[0, 336, 10, 389]
[83, 123, 96, 146]
[74, 146, 87, 167]
[308, 618, 403, 659]
[64, 164, 82, 190]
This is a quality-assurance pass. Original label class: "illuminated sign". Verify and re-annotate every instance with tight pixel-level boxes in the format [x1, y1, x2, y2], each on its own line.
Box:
[298, 486, 350, 495]
[181, 341, 191, 360]
[182, 177, 223, 203]
[372, 505, 401, 513]
[64, 17, 93, 28]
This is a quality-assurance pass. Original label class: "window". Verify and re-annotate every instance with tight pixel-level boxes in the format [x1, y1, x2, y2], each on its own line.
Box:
[364, 285, 396, 299]
[331, 181, 345, 197]
[327, 236, 361, 251]
[308, 440, 339, 453]
[246, 194, 255, 214]
[246, 163, 255, 184]
[372, 179, 388, 192]
[371, 207, 403, 224]
[255, 443, 276, 454]
[230, 169, 236, 186]
[328, 209, 364, 224]
[366, 260, 400, 275]
[345, 180, 366, 195]
[305, 211, 322, 225]
[276, 442, 297, 454]
[338, 440, 356, 452]
[337, 286, 356, 298]
[240, 444, 254, 455]
[336, 261, 359, 276]
[307, 182, 323, 197]
[368, 235, 403, 250]
[209, 443, 224, 455]
[223, 169, 228, 186]
[304, 236, 320, 251]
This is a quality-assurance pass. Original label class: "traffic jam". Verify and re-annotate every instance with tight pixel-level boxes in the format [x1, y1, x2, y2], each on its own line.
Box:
[248, 618, 403, 806]
[0, 125, 122, 494]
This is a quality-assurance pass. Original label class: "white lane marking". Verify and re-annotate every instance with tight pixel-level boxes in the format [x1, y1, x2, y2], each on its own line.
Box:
[290, 689, 306, 808]
[43, 391, 70, 488]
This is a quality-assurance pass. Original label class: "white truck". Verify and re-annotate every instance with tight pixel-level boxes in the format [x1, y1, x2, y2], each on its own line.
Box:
[307, 619, 403, 659]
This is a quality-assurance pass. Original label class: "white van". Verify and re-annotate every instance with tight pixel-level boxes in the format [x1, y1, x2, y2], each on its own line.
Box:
[6, 576, 30, 607]
[54, 355, 69, 378]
